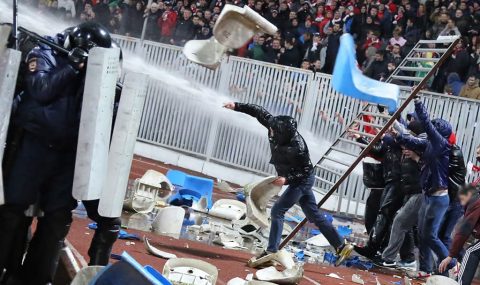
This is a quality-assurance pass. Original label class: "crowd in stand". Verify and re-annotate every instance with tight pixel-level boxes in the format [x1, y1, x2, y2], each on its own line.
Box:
[26, 0, 480, 99]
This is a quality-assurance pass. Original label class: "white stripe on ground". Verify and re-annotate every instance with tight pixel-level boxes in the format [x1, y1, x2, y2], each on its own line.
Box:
[304, 275, 322, 285]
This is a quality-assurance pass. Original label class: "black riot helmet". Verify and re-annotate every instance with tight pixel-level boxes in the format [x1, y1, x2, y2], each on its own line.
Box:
[69, 22, 112, 51]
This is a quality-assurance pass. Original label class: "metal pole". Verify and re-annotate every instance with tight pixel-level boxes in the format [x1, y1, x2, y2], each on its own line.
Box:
[140, 0, 153, 43]
[278, 37, 460, 250]
[12, 0, 18, 49]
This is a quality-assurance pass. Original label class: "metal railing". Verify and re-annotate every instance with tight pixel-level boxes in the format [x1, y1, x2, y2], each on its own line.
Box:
[114, 35, 480, 217]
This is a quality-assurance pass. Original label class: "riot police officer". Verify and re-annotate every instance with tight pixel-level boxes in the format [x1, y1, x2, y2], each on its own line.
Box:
[0, 22, 118, 284]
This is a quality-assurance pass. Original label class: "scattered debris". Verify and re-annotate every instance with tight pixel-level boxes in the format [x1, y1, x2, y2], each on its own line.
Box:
[144, 236, 177, 259]
[404, 276, 412, 285]
[326, 273, 343, 280]
[209, 199, 247, 221]
[375, 277, 381, 285]
[227, 277, 277, 285]
[163, 258, 218, 285]
[426, 275, 459, 285]
[305, 234, 330, 247]
[255, 265, 304, 284]
[248, 249, 295, 269]
[123, 170, 174, 213]
[213, 233, 246, 249]
[216, 179, 238, 193]
[351, 274, 365, 284]
[152, 206, 185, 238]
[246, 176, 282, 228]
[71, 266, 105, 285]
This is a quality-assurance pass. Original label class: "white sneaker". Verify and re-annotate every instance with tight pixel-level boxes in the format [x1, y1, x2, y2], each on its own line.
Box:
[397, 260, 417, 271]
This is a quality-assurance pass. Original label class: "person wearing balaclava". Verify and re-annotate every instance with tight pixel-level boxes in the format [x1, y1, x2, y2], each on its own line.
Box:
[394, 99, 456, 276]
[223, 102, 354, 266]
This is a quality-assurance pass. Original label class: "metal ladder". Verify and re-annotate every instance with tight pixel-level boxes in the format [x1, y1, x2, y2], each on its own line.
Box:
[279, 37, 461, 249]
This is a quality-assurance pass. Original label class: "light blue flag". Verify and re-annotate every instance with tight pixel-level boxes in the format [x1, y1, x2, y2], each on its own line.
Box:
[332, 33, 399, 113]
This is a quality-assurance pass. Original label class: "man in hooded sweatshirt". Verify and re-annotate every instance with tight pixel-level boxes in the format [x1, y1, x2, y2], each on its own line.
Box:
[223, 102, 353, 265]
[395, 99, 455, 275]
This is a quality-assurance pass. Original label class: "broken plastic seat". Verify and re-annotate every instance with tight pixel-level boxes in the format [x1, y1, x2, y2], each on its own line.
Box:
[163, 258, 218, 285]
[183, 4, 277, 69]
[209, 199, 246, 220]
[152, 206, 185, 238]
[90, 252, 171, 285]
[166, 169, 188, 188]
[123, 170, 175, 214]
[255, 265, 304, 284]
[246, 176, 282, 228]
[168, 175, 214, 209]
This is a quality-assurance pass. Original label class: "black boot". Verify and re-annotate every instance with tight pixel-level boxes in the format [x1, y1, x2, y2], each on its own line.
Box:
[88, 225, 120, 266]
[20, 209, 72, 285]
[0, 206, 30, 284]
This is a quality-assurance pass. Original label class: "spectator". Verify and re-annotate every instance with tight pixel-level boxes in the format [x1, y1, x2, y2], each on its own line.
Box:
[144, 2, 162, 41]
[459, 75, 480, 100]
[263, 38, 282, 64]
[323, 23, 342, 74]
[158, 2, 177, 43]
[431, 12, 450, 38]
[304, 33, 322, 63]
[388, 44, 403, 67]
[389, 27, 406, 47]
[364, 50, 389, 81]
[446, 73, 465, 96]
[439, 19, 461, 37]
[312, 59, 323, 73]
[171, 8, 195, 46]
[248, 34, 267, 61]
[279, 37, 300, 67]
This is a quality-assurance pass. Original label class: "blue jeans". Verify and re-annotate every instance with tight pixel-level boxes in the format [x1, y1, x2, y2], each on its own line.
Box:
[267, 173, 343, 252]
[439, 200, 464, 250]
[418, 194, 450, 272]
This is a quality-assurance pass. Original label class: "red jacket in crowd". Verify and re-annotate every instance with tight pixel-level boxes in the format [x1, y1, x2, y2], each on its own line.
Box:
[158, 10, 177, 37]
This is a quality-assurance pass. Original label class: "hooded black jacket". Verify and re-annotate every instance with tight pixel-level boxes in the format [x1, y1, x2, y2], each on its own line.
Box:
[234, 103, 313, 185]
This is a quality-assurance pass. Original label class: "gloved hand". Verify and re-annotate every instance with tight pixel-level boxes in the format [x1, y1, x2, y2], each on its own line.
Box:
[68, 47, 88, 70]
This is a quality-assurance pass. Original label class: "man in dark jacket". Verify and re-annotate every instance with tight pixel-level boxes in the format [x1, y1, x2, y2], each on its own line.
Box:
[439, 184, 480, 284]
[354, 133, 403, 259]
[379, 120, 424, 269]
[322, 23, 342, 74]
[279, 37, 301, 67]
[364, 50, 389, 81]
[396, 100, 454, 274]
[439, 145, 467, 251]
[171, 9, 195, 46]
[223, 102, 353, 265]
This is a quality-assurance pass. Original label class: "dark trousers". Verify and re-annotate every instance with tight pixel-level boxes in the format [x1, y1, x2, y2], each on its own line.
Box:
[83, 200, 121, 266]
[439, 200, 464, 250]
[267, 173, 343, 252]
[458, 241, 480, 285]
[0, 133, 77, 284]
[365, 188, 383, 234]
[418, 194, 450, 272]
[367, 182, 403, 252]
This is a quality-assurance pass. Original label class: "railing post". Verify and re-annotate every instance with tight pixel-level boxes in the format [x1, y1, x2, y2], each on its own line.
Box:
[203, 57, 232, 163]
[298, 72, 318, 131]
